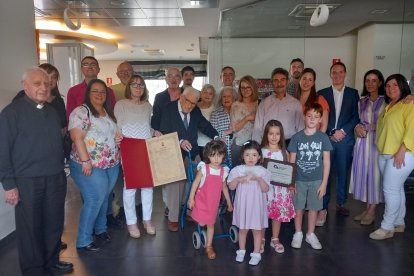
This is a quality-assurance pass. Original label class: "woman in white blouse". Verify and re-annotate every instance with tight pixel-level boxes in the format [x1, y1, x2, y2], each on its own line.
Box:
[114, 74, 161, 238]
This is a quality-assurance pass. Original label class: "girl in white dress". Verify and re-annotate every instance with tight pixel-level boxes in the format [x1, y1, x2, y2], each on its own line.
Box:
[227, 140, 270, 266]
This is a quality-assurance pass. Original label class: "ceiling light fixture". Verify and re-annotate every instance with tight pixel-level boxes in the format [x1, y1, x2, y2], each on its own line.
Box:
[63, 8, 81, 30]
[310, 4, 329, 27]
[190, 1, 201, 6]
[36, 20, 115, 39]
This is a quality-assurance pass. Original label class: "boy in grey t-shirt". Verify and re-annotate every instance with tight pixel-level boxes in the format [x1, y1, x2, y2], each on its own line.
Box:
[287, 103, 332, 250]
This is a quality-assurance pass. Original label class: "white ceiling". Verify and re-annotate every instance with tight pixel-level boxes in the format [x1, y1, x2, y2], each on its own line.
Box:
[33, 0, 414, 61]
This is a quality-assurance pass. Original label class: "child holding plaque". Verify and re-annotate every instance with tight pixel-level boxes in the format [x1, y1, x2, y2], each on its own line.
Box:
[288, 103, 332, 250]
[260, 120, 295, 254]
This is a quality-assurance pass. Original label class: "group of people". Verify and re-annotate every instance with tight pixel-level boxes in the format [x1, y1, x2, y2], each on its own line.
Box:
[0, 56, 413, 274]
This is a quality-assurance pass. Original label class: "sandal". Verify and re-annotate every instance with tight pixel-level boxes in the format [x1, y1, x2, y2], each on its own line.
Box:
[260, 238, 265, 253]
[206, 246, 216, 260]
[270, 237, 285, 254]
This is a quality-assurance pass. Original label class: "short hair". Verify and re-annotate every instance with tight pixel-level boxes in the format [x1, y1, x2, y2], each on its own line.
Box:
[181, 66, 195, 76]
[183, 86, 200, 101]
[271, 67, 289, 79]
[362, 69, 385, 97]
[22, 67, 48, 82]
[84, 79, 116, 122]
[304, 102, 323, 117]
[125, 74, 149, 101]
[217, 86, 237, 107]
[330, 61, 346, 73]
[238, 75, 258, 102]
[81, 56, 99, 65]
[203, 140, 227, 163]
[260, 120, 288, 162]
[221, 66, 235, 74]
[290, 58, 304, 66]
[117, 61, 133, 72]
[240, 140, 262, 165]
[384, 74, 411, 104]
[200, 84, 216, 100]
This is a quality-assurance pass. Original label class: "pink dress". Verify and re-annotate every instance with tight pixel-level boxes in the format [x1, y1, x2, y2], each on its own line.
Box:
[262, 148, 295, 222]
[192, 164, 225, 225]
[228, 165, 270, 230]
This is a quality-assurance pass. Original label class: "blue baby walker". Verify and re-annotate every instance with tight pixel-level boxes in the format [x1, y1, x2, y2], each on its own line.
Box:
[180, 151, 238, 249]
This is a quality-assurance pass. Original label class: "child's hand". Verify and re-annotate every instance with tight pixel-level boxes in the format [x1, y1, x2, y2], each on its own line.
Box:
[227, 202, 233, 212]
[317, 185, 327, 199]
[188, 197, 195, 209]
[288, 184, 296, 194]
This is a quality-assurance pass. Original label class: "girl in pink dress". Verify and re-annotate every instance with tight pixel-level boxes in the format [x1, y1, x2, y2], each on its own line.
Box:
[227, 140, 271, 266]
[260, 120, 295, 254]
[188, 140, 233, 260]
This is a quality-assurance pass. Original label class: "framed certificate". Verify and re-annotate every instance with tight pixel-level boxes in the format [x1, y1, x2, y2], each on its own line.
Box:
[262, 158, 296, 188]
[120, 132, 187, 189]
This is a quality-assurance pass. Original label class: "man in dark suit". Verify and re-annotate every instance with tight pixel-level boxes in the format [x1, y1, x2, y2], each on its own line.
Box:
[159, 87, 218, 231]
[317, 62, 359, 225]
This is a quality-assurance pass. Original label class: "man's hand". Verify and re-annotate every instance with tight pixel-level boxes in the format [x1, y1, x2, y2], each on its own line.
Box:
[180, 140, 192, 152]
[5, 188, 19, 206]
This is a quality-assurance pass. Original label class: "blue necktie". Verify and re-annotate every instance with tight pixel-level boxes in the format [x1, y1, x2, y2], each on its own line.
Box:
[183, 112, 189, 130]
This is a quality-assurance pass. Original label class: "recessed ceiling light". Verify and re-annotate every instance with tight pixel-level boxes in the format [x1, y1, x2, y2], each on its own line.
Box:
[370, 9, 389, 14]
[110, 0, 126, 6]
[190, 1, 201, 6]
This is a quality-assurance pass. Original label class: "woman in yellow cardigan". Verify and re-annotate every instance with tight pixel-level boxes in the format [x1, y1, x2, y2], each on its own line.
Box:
[369, 74, 414, 240]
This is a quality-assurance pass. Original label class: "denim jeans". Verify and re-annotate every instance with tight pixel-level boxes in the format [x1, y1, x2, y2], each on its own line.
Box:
[70, 160, 119, 247]
[379, 153, 414, 230]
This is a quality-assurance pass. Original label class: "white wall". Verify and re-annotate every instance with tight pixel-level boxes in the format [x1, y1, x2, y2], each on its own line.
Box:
[210, 34, 358, 92]
[0, 0, 38, 240]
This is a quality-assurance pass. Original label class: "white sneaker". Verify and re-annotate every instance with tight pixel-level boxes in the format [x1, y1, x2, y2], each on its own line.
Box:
[235, 249, 246, 262]
[248, 252, 261, 266]
[291, 232, 303, 249]
[305, 233, 322, 250]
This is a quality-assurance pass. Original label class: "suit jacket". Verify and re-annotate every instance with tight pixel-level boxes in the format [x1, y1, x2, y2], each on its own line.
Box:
[151, 89, 170, 131]
[159, 100, 218, 158]
[318, 86, 360, 143]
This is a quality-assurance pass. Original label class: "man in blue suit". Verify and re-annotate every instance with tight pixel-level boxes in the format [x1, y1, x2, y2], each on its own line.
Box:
[317, 62, 359, 226]
[159, 87, 218, 231]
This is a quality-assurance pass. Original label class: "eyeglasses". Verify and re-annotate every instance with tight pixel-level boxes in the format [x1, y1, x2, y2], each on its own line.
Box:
[183, 96, 197, 107]
[81, 63, 98, 68]
[130, 83, 145, 88]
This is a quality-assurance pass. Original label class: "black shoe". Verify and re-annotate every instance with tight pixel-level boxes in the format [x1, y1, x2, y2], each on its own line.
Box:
[96, 232, 111, 242]
[77, 242, 100, 252]
[47, 261, 74, 275]
[60, 241, 67, 251]
[107, 214, 122, 227]
[164, 207, 169, 217]
[336, 205, 350, 216]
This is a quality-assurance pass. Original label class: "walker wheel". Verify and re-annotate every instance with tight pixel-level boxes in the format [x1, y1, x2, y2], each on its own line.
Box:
[229, 226, 238, 243]
[201, 230, 207, 248]
[192, 231, 201, 249]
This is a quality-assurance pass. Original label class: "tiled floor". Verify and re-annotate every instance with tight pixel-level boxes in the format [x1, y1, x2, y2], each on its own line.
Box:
[1, 176, 414, 276]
